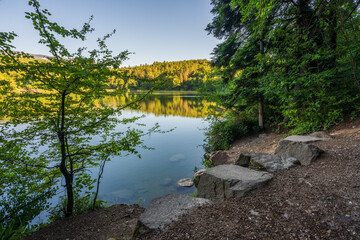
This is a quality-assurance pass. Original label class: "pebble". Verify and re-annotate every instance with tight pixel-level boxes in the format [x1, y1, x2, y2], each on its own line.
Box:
[250, 209, 260, 216]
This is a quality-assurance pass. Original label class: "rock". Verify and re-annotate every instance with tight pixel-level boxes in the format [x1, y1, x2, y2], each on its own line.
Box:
[209, 151, 232, 166]
[197, 165, 273, 203]
[193, 169, 206, 187]
[282, 135, 326, 143]
[250, 209, 260, 216]
[309, 131, 332, 139]
[275, 140, 323, 166]
[237, 152, 299, 172]
[177, 178, 194, 187]
[194, 169, 206, 180]
[235, 153, 251, 167]
[136, 194, 212, 234]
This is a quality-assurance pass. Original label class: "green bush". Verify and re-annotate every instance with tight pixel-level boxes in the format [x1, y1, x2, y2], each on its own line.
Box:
[204, 116, 254, 152]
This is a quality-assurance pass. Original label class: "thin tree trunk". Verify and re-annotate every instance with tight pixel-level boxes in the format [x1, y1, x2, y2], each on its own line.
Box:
[259, 32, 265, 128]
[259, 98, 264, 128]
[93, 158, 107, 210]
[58, 91, 74, 217]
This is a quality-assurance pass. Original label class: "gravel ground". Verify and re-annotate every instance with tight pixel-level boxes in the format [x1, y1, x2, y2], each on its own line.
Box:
[24, 118, 360, 240]
[139, 119, 360, 240]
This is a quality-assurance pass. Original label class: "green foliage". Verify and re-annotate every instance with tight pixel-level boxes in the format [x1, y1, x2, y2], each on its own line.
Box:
[109, 59, 217, 91]
[206, 0, 360, 135]
[135, 197, 146, 208]
[201, 157, 215, 169]
[0, 0, 161, 237]
[48, 193, 107, 222]
[204, 114, 253, 152]
[189, 191, 198, 198]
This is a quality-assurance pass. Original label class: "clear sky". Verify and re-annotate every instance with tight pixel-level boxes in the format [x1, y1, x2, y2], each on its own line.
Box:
[0, 0, 220, 66]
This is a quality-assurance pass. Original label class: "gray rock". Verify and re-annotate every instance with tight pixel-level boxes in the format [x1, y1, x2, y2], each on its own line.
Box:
[235, 153, 251, 167]
[209, 151, 232, 166]
[137, 194, 212, 234]
[193, 169, 206, 187]
[237, 152, 299, 172]
[282, 135, 325, 143]
[309, 131, 332, 139]
[177, 178, 194, 187]
[275, 140, 323, 166]
[197, 165, 273, 203]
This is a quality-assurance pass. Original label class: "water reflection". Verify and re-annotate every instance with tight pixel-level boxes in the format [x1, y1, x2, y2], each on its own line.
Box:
[101, 92, 214, 118]
[95, 92, 212, 207]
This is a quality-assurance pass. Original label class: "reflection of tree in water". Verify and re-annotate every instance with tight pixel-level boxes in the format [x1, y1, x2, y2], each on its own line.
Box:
[101, 93, 215, 118]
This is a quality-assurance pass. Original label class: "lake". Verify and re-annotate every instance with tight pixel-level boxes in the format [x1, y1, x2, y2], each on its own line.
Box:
[92, 92, 213, 207]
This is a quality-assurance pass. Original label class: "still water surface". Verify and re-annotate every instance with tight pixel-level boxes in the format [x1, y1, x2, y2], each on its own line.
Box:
[93, 92, 213, 207]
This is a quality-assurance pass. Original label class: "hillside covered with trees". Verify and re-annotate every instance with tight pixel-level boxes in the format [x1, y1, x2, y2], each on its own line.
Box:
[0, 58, 217, 92]
[109, 59, 216, 91]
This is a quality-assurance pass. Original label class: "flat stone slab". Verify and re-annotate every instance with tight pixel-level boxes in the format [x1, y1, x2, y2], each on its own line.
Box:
[275, 140, 323, 166]
[238, 152, 300, 172]
[137, 194, 212, 234]
[197, 165, 273, 203]
[282, 135, 326, 143]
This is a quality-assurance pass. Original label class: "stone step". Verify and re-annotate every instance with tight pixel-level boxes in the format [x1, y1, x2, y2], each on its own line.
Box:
[197, 165, 273, 203]
[236, 152, 300, 172]
[136, 194, 212, 235]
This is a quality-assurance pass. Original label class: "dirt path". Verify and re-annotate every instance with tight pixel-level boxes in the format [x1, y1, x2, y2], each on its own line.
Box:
[141, 119, 360, 239]
[24, 119, 360, 240]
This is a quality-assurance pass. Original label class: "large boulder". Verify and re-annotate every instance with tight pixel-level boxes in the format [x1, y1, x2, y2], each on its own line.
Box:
[282, 135, 326, 143]
[193, 169, 206, 187]
[275, 140, 323, 166]
[236, 152, 300, 172]
[197, 165, 273, 203]
[136, 194, 212, 234]
[209, 151, 233, 166]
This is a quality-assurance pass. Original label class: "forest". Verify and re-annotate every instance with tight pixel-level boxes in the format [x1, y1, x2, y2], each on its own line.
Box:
[204, 0, 360, 151]
[1, 0, 360, 239]
[110, 59, 217, 91]
[0, 58, 217, 92]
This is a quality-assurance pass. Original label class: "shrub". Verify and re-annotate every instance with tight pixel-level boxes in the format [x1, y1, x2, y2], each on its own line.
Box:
[204, 115, 255, 152]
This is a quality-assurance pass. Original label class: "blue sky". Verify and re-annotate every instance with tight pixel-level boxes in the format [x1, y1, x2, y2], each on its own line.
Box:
[0, 0, 220, 66]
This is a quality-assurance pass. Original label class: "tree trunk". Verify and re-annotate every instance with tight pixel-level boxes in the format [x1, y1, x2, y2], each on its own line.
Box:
[259, 98, 264, 128]
[58, 92, 74, 217]
[259, 32, 265, 128]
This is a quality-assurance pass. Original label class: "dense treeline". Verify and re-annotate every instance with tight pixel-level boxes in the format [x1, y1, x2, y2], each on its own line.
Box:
[205, 0, 360, 151]
[101, 93, 215, 118]
[109, 59, 216, 91]
[0, 59, 217, 92]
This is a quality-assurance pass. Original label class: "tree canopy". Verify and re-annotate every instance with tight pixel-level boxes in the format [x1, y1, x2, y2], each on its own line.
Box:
[109, 59, 217, 91]
[207, 0, 360, 134]
[0, 0, 160, 238]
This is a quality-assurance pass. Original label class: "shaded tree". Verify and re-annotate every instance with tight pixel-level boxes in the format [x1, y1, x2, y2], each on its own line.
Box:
[206, 0, 360, 134]
[0, 1, 160, 236]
